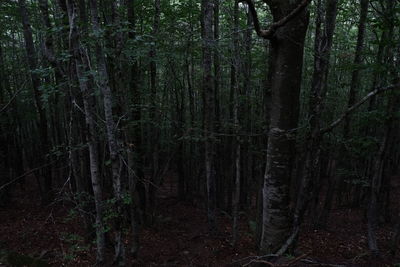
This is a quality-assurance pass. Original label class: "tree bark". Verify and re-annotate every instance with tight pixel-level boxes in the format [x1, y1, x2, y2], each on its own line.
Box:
[126, 0, 143, 257]
[293, 0, 339, 229]
[89, 0, 125, 264]
[367, 94, 399, 256]
[66, 0, 105, 263]
[18, 0, 52, 204]
[343, 0, 368, 136]
[231, 0, 241, 245]
[246, 0, 310, 254]
[318, 0, 368, 227]
[202, 0, 217, 232]
[148, 0, 162, 221]
[392, 212, 400, 255]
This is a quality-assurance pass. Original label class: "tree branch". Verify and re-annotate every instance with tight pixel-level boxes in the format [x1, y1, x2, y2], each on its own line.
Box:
[320, 82, 400, 135]
[0, 81, 26, 114]
[0, 161, 56, 192]
[239, 0, 266, 38]
[239, 0, 312, 39]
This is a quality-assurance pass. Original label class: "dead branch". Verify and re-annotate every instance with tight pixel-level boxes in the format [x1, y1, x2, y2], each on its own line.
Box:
[0, 81, 27, 113]
[320, 82, 400, 134]
[0, 161, 57, 192]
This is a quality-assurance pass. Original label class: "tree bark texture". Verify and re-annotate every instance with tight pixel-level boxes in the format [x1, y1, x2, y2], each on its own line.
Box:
[202, 0, 217, 232]
[89, 0, 125, 264]
[66, 0, 106, 263]
[256, 0, 309, 254]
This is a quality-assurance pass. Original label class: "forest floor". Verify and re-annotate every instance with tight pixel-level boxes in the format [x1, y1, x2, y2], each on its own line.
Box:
[0, 175, 399, 266]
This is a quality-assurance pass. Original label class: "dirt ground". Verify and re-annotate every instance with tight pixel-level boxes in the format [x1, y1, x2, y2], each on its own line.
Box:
[0, 176, 399, 266]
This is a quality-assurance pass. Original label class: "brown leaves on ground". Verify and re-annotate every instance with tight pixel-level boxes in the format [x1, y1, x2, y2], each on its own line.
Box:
[0, 178, 399, 266]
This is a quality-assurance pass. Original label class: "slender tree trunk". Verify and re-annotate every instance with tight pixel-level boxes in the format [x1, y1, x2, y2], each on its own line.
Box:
[202, 0, 217, 232]
[66, 0, 105, 263]
[18, 0, 52, 204]
[367, 2, 398, 247]
[213, 0, 224, 209]
[367, 95, 398, 256]
[126, 0, 142, 257]
[148, 0, 162, 218]
[318, 0, 368, 227]
[127, 145, 140, 258]
[292, 0, 338, 233]
[242, 9, 253, 210]
[231, 0, 241, 245]
[343, 0, 368, 136]
[89, 0, 125, 264]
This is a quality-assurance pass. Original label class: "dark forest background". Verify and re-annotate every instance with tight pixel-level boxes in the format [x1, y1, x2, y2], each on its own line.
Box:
[0, 0, 400, 266]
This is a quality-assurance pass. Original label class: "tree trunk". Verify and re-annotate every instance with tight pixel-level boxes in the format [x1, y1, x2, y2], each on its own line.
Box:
[148, 0, 162, 220]
[126, 0, 143, 257]
[89, 0, 125, 264]
[318, 0, 368, 227]
[231, 0, 241, 245]
[392, 212, 400, 255]
[256, 1, 309, 254]
[367, 95, 398, 256]
[66, 0, 105, 263]
[202, 0, 217, 232]
[18, 0, 52, 204]
[294, 0, 338, 230]
[343, 0, 368, 136]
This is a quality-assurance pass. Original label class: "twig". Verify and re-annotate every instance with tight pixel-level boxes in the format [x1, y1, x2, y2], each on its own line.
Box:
[285, 254, 308, 266]
[242, 253, 307, 266]
[232, 254, 278, 266]
[243, 259, 274, 266]
[300, 258, 346, 266]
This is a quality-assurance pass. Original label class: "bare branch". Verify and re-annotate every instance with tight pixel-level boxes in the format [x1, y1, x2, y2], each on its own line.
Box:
[0, 81, 27, 113]
[320, 82, 400, 134]
[0, 161, 56, 192]
[240, 0, 312, 39]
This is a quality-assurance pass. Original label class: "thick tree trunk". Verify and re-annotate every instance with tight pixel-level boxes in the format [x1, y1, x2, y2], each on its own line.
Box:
[258, 1, 309, 254]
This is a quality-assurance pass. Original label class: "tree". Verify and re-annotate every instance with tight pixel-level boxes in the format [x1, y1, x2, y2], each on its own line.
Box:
[202, 0, 217, 233]
[66, 0, 106, 263]
[89, 0, 125, 264]
[1, 0, 400, 264]
[295, 0, 339, 229]
[317, 0, 369, 228]
[18, 0, 52, 204]
[242, 0, 311, 254]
